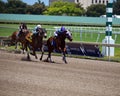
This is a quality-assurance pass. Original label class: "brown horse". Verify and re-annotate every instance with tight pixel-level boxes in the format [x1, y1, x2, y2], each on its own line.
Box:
[45, 30, 72, 64]
[10, 29, 31, 53]
[26, 28, 47, 60]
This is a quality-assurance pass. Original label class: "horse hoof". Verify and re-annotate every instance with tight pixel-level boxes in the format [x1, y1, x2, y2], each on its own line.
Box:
[27, 56, 31, 61]
[40, 58, 42, 61]
[43, 59, 49, 62]
[63, 59, 67, 64]
[63, 58, 67, 64]
[50, 61, 55, 63]
[65, 61, 67, 64]
[30, 53, 35, 56]
[40, 57, 43, 61]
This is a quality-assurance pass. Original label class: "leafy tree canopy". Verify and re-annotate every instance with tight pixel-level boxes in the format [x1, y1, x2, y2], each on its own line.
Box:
[113, 0, 120, 15]
[86, 4, 106, 17]
[0, 0, 46, 14]
[1, 0, 119, 17]
[43, 0, 85, 16]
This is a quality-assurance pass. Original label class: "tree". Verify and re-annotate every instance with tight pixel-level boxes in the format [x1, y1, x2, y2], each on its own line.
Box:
[6, 0, 27, 14]
[86, 4, 106, 17]
[113, 0, 120, 15]
[43, 0, 85, 16]
[31, 2, 46, 14]
[0, 1, 6, 13]
[26, 5, 33, 14]
[0, 0, 46, 14]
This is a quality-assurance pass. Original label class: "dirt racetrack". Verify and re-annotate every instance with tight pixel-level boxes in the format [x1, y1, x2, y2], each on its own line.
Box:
[0, 49, 120, 96]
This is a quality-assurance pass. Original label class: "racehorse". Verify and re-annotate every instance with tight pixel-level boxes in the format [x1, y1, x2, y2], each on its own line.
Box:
[26, 28, 47, 60]
[10, 29, 31, 53]
[45, 30, 72, 64]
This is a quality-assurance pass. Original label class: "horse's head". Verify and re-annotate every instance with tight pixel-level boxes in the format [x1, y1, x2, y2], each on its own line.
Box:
[37, 28, 47, 38]
[42, 28, 47, 38]
[65, 30, 73, 41]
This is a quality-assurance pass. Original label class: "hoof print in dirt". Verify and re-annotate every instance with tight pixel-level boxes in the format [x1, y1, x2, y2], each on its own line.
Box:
[43, 59, 55, 63]
[14, 50, 21, 54]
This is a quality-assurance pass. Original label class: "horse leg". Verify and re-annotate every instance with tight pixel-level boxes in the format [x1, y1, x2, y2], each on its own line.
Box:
[27, 52, 30, 60]
[46, 51, 54, 63]
[30, 50, 37, 59]
[34, 51, 38, 59]
[62, 51, 67, 64]
[25, 45, 30, 60]
[40, 45, 44, 60]
[15, 41, 18, 49]
[30, 48, 38, 59]
[45, 51, 50, 62]
[40, 51, 44, 60]
[21, 43, 25, 54]
[46, 52, 49, 62]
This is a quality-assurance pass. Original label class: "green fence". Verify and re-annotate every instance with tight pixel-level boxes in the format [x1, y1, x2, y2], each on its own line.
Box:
[0, 14, 120, 26]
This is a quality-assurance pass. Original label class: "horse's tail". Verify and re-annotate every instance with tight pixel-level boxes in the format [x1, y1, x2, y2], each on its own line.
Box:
[9, 31, 18, 45]
[8, 32, 13, 42]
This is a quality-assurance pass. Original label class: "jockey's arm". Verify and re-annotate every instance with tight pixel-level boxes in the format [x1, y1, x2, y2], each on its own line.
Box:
[19, 26, 23, 32]
[19, 25, 22, 29]
[54, 31, 58, 36]
[36, 27, 40, 32]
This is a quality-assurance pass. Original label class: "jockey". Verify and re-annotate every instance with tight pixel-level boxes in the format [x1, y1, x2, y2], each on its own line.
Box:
[54, 26, 67, 37]
[33, 24, 42, 34]
[18, 22, 27, 37]
[52, 26, 67, 46]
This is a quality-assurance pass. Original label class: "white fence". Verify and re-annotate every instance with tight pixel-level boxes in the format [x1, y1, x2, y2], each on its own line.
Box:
[0, 25, 120, 43]
[46, 26, 120, 43]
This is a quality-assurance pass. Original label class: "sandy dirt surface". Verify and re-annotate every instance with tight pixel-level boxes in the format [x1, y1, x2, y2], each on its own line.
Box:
[0, 49, 120, 96]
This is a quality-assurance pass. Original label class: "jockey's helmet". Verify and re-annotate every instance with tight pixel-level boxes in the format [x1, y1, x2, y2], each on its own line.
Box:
[21, 22, 25, 25]
[60, 26, 66, 32]
[37, 25, 41, 28]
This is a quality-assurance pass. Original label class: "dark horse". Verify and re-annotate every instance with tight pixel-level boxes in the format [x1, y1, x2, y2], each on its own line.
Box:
[45, 30, 72, 64]
[26, 28, 47, 60]
[10, 29, 31, 53]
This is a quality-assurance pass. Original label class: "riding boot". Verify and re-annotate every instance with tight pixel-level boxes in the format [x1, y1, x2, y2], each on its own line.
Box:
[51, 39, 56, 47]
[26, 37, 32, 43]
[51, 40, 54, 46]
